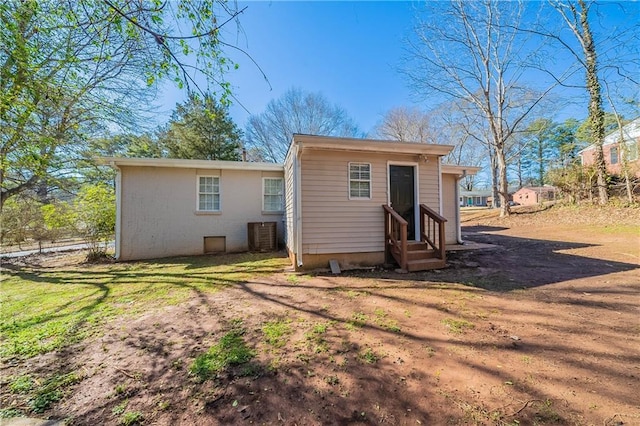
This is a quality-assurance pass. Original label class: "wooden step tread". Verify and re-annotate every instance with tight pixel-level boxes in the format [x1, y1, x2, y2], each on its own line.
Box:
[406, 258, 447, 272]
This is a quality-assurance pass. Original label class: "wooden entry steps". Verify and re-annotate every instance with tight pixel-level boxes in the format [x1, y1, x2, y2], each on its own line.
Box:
[405, 242, 447, 272]
[383, 204, 448, 272]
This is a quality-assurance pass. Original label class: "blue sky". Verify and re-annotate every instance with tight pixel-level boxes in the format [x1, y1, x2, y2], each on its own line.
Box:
[158, 1, 639, 135]
[160, 1, 420, 133]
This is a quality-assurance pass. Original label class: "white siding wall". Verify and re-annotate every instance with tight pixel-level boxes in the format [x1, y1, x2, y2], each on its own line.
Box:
[300, 150, 440, 255]
[119, 166, 284, 260]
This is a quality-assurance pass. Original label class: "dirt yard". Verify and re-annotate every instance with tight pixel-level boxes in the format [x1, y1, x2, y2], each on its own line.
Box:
[2, 204, 639, 425]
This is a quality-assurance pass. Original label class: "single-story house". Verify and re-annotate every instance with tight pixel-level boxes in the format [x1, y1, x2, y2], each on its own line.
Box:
[579, 117, 640, 177]
[460, 189, 492, 207]
[102, 134, 478, 272]
[512, 186, 557, 206]
[102, 157, 285, 261]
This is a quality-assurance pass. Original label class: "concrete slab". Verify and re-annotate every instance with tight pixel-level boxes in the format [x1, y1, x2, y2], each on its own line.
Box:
[0, 418, 64, 426]
[445, 241, 499, 252]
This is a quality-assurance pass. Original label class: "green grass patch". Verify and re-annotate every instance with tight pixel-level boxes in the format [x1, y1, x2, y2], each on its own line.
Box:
[189, 329, 255, 382]
[9, 374, 34, 393]
[345, 312, 368, 330]
[441, 318, 475, 334]
[304, 321, 332, 353]
[0, 408, 23, 419]
[30, 372, 82, 413]
[119, 410, 144, 425]
[358, 347, 378, 364]
[112, 400, 128, 415]
[262, 319, 293, 348]
[586, 223, 640, 235]
[372, 309, 401, 332]
[0, 253, 287, 360]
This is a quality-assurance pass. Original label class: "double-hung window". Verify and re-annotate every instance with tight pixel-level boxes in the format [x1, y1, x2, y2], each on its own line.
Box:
[610, 146, 619, 165]
[198, 176, 220, 211]
[263, 178, 284, 212]
[349, 163, 371, 199]
[627, 141, 638, 161]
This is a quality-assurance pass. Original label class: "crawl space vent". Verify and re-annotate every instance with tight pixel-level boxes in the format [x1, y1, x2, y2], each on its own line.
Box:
[248, 222, 277, 252]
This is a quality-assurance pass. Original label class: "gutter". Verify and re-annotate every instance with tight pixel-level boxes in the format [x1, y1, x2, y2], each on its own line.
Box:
[295, 145, 303, 267]
[455, 171, 465, 245]
[110, 161, 122, 260]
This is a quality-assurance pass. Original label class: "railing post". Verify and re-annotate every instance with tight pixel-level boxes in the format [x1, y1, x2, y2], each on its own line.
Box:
[400, 222, 407, 270]
[438, 218, 446, 261]
[420, 206, 425, 243]
[384, 208, 389, 260]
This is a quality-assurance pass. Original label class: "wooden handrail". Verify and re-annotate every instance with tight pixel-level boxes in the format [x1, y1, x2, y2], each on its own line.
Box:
[382, 204, 408, 226]
[419, 204, 447, 261]
[382, 204, 408, 270]
[419, 203, 447, 223]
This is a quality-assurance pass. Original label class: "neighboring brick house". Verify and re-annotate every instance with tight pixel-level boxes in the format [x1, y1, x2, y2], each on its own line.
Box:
[579, 117, 640, 177]
[513, 186, 557, 206]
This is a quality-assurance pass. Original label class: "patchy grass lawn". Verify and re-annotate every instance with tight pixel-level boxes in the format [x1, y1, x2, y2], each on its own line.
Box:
[1, 204, 639, 425]
[1, 253, 287, 360]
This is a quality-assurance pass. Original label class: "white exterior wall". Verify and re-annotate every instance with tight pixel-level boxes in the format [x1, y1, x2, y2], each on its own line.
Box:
[118, 165, 284, 261]
[299, 149, 440, 255]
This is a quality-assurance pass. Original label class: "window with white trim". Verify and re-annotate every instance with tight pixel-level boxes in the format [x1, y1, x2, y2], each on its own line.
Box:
[626, 141, 638, 161]
[198, 176, 220, 211]
[263, 178, 284, 212]
[610, 146, 619, 164]
[349, 162, 371, 199]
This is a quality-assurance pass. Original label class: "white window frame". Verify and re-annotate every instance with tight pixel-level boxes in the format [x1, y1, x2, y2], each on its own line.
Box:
[610, 146, 619, 165]
[196, 175, 221, 212]
[348, 162, 372, 200]
[262, 177, 284, 212]
[626, 141, 638, 161]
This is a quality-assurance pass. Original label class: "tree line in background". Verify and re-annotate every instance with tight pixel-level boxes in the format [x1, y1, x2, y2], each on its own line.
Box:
[1, 0, 638, 252]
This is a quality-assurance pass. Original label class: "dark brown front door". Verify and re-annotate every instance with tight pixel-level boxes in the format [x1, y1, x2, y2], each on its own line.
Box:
[389, 165, 415, 240]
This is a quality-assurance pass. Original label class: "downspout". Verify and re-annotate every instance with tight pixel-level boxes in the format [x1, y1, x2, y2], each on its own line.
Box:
[111, 162, 122, 260]
[295, 144, 303, 267]
[438, 157, 443, 214]
[455, 171, 466, 245]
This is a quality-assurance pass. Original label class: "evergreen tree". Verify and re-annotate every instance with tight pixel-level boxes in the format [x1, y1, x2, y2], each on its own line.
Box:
[160, 95, 242, 161]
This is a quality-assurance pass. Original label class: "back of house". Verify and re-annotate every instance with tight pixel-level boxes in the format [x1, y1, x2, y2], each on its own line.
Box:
[103, 135, 477, 271]
[284, 134, 464, 270]
[102, 157, 284, 261]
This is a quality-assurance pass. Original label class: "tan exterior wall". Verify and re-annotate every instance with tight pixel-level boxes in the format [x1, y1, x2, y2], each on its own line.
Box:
[299, 149, 440, 258]
[292, 251, 385, 271]
[441, 173, 458, 244]
[118, 166, 284, 261]
[284, 150, 296, 261]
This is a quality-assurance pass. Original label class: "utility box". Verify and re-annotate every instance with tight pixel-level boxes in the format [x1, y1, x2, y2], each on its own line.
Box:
[248, 222, 277, 252]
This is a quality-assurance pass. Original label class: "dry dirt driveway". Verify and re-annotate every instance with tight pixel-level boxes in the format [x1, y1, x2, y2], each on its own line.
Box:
[26, 206, 640, 425]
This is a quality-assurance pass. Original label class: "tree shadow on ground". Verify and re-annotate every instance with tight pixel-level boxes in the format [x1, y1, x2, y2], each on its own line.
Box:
[339, 225, 638, 292]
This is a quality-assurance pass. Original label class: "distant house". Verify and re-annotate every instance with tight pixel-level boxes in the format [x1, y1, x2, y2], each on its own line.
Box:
[103, 135, 479, 272]
[513, 186, 557, 206]
[460, 190, 492, 207]
[579, 117, 640, 177]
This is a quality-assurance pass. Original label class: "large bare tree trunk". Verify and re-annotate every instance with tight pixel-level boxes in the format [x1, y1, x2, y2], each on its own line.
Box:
[581, 1, 608, 204]
[497, 147, 510, 217]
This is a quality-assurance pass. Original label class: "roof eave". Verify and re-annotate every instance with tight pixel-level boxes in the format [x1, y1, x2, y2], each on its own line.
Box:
[96, 157, 284, 171]
[293, 134, 454, 156]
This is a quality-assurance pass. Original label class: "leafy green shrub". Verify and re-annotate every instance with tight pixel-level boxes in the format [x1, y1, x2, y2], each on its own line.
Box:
[73, 183, 115, 260]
